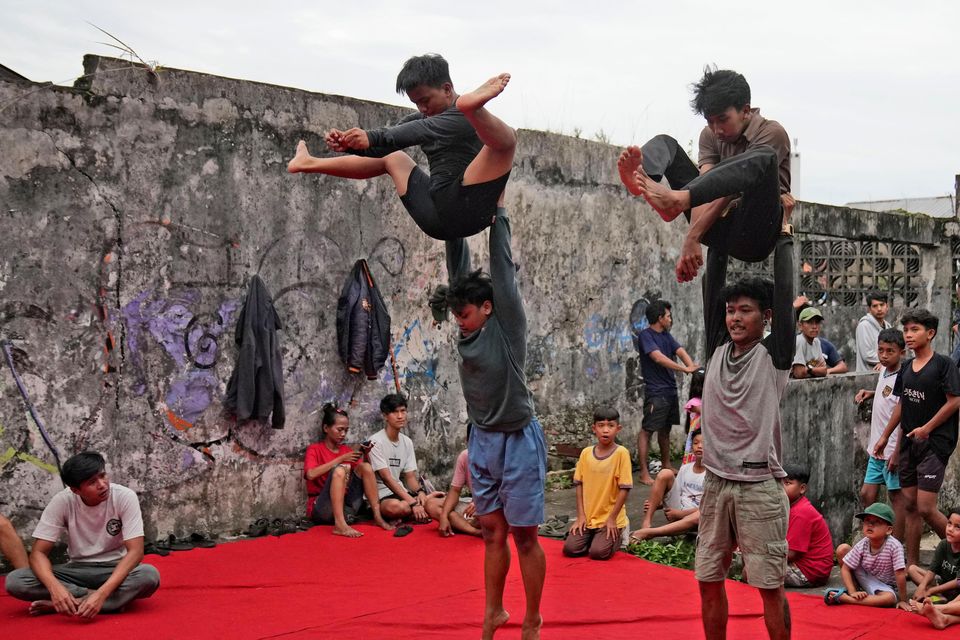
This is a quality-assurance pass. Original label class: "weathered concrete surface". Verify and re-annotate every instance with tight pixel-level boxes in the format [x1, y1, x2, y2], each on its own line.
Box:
[0, 56, 705, 550]
[0, 56, 956, 560]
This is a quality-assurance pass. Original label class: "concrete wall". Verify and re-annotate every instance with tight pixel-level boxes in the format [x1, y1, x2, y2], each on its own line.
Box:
[0, 55, 704, 549]
[1, 55, 957, 559]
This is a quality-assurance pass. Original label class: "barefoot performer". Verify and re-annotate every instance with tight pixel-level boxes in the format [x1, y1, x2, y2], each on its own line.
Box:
[445, 213, 546, 639]
[618, 67, 795, 307]
[288, 54, 516, 241]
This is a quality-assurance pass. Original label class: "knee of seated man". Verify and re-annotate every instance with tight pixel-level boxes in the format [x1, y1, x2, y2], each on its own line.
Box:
[136, 564, 162, 590]
[4, 568, 33, 596]
[588, 545, 615, 561]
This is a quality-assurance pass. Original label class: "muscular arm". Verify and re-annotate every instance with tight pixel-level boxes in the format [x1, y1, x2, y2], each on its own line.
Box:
[489, 215, 526, 355]
[764, 234, 796, 369]
[77, 537, 145, 618]
[349, 111, 471, 157]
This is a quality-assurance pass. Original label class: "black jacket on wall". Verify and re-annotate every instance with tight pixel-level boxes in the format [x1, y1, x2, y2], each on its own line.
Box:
[336, 259, 391, 380]
[224, 274, 285, 428]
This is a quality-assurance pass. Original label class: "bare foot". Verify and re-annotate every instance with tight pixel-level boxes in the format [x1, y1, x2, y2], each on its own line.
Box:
[922, 601, 950, 630]
[456, 74, 510, 113]
[634, 166, 688, 222]
[28, 600, 56, 616]
[639, 475, 654, 486]
[617, 146, 644, 196]
[482, 608, 510, 640]
[375, 517, 396, 532]
[287, 140, 312, 173]
[521, 614, 542, 640]
[332, 524, 363, 538]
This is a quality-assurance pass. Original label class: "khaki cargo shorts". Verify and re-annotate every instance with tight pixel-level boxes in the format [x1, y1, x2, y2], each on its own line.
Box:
[695, 471, 788, 589]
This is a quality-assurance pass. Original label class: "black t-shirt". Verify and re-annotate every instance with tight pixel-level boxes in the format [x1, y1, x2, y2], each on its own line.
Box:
[894, 354, 960, 463]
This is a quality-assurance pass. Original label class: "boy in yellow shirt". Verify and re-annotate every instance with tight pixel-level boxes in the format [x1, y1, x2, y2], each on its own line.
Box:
[563, 407, 633, 560]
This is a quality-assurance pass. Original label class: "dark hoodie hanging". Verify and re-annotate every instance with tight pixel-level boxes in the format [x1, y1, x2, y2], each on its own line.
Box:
[336, 259, 391, 380]
[224, 274, 285, 428]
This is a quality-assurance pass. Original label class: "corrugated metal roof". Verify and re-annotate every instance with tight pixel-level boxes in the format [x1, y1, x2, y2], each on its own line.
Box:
[846, 196, 956, 218]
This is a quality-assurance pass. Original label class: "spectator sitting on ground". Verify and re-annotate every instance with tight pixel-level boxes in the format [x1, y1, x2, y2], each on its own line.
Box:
[563, 407, 633, 561]
[630, 428, 705, 542]
[782, 465, 834, 587]
[303, 403, 393, 537]
[367, 393, 445, 524]
[791, 304, 847, 378]
[826, 503, 908, 609]
[0, 513, 28, 570]
[4, 451, 159, 618]
[907, 508, 960, 612]
[437, 435, 482, 537]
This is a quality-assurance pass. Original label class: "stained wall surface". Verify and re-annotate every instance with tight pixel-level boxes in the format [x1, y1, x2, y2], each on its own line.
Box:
[0, 56, 954, 556]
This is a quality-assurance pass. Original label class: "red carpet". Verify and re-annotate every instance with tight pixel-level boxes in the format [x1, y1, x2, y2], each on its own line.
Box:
[0, 524, 949, 639]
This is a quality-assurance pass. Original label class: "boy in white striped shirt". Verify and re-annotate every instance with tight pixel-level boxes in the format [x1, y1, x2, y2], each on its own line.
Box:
[826, 503, 909, 609]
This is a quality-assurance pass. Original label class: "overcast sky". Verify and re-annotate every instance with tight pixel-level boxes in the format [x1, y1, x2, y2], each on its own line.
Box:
[2, 0, 957, 206]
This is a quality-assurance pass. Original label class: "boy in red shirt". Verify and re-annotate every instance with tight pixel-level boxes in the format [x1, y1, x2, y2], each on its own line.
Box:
[783, 465, 834, 587]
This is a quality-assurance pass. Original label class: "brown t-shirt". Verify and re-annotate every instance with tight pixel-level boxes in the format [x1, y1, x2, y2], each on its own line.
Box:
[698, 109, 791, 194]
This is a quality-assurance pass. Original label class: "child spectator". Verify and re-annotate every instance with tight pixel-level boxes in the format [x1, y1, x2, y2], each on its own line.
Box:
[303, 404, 392, 537]
[782, 465, 834, 587]
[630, 429, 704, 542]
[438, 431, 482, 537]
[908, 508, 960, 607]
[874, 310, 960, 566]
[563, 407, 633, 560]
[681, 369, 705, 464]
[854, 328, 906, 541]
[826, 503, 908, 609]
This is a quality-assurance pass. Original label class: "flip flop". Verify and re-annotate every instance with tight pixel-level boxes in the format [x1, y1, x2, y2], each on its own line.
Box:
[144, 541, 170, 557]
[393, 524, 414, 538]
[823, 587, 847, 605]
[188, 533, 217, 548]
[538, 515, 570, 539]
[245, 518, 269, 537]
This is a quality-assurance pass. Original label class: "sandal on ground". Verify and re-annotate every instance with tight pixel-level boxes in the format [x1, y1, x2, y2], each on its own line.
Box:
[188, 532, 217, 548]
[144, 541, 170, 557]
[167, 533, 195, 551]
[245, 518, 270, 537]
[538, 515, 569, 539]
[393, 524, 414, 538]
[823, 588, 847, 605]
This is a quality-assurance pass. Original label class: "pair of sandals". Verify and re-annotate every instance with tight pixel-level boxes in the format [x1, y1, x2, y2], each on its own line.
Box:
[245, 517, 308, 537]
[145, 533, 217, 556]
[538, 515, 570, 539]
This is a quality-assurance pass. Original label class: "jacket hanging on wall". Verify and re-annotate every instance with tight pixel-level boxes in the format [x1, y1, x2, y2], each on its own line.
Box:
[336, 259, 391, 380]
[224, 274, 285, 428]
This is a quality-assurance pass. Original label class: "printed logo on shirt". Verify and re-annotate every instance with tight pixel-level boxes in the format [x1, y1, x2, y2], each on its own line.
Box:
[882, 385, 893, 398]
[389, 457, 401, 469]
[902, 388, 925, 402]
[106, 518, 122, 536]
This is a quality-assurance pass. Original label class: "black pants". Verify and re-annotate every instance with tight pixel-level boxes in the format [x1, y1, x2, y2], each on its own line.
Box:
[639, 134, 782, 262]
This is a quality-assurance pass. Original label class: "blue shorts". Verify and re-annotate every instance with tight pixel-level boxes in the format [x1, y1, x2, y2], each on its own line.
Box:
[468, 417, 547, 527]
[864, 456, 901, 491]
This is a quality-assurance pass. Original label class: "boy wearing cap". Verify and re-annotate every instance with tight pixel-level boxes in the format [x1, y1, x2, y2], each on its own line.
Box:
[827, 503, 908, 609]
[791, 306, 847, 378]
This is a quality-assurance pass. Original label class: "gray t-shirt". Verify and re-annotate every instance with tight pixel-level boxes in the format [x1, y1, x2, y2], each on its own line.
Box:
[367, 429, 418, 499]
[446, 215, 535, 433]
[856, 314, 891, 371]
[33, 484, 144, 563]
[793, 334, 824, 368]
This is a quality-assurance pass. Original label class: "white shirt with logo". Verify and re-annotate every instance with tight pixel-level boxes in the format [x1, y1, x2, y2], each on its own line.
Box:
[367, 429, 418, 499]
[869, 367, 901, 459]
[666, 462, 705, 510]
[32, 484, 145, 563]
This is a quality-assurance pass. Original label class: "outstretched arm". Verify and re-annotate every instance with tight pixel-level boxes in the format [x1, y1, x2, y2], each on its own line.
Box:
[489, 214, 526, 354]
[350, 109, 475, 158]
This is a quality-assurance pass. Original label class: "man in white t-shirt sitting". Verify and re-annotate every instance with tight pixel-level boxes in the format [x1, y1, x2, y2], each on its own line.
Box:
[5, 451, 159, 618]
[630, 429, 705, 541]
[367, 394, 444, 523]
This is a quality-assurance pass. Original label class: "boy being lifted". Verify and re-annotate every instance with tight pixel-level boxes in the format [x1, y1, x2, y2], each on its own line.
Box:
[288, 54, 515, 241]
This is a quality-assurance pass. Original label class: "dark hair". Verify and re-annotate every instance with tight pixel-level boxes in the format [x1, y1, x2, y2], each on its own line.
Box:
[877, 328, 905, 349]
[690, 65, 751, 117]
[593, 406, 620, 422]
[446, 269, 493, 312]
[689, 368, 705, 399]
[644, 300, 672, 326]
[380, 393, 408, 415]
[719, 277, 773, 311]
[396, 54, 452, 95]
[901, 309, 939, 335]
[61, 451, 106, 488]
[783, 465, 810, 484]
[949, 507, 960, 519]
[865, 291, 888, 306]
[689, 428, 702, 442]
[320, 403, 348, 430]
